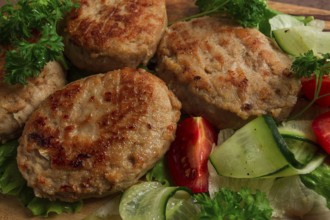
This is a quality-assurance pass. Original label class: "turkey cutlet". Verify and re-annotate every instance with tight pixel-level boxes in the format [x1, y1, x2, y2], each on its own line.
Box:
[62, 0, 167, 73]
[17, 68, 181, 202]
[156, 16, 301, 129]
[0, 46, 66, 143]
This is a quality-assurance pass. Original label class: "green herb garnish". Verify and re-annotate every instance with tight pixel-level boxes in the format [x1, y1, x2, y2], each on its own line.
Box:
[194, 188, 273, 219]
[0, 0, 78, 85]
[291, 50, 330, 118]
[185, 0, 278, 28]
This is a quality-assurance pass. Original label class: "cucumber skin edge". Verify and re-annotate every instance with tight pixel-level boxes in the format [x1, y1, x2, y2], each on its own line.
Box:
[263, 115, 302, 169]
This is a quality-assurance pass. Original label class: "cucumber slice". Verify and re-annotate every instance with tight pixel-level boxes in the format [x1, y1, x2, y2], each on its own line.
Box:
[278, 120, 319, 166]
[273, 26, 330, 56]
[209, 116, 290, 178]
[119, 182, 198, 220]
[278, 120, 317, 142]
[209, 116, 326, 178]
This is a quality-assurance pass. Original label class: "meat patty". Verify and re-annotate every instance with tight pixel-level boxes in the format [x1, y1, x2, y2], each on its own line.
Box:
[0, 47, 66, 143]
[62, 0, 167, 73]
[17, 68, 181, 202]
[156, 16, 301, 129]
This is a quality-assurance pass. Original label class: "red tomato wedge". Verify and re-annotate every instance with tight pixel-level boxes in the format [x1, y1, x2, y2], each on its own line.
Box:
[302, 76, 330, 107]
[166, 117, 217, 193]
[312, 111, 330, 155]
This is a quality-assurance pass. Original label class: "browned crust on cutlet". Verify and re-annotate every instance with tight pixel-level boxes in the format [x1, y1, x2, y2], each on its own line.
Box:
[17, 68, 181, 201]
[157, 16, 301, 128]
[62, 0, 167, 72]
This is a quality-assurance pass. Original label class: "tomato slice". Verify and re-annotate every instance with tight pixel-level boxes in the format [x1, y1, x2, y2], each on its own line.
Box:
[166, 117, 217, 193]
[301, 76, 330, 107]
[312, 111, 330, 154]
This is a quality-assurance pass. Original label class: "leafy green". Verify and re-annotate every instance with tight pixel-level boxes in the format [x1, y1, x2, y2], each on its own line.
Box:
[191, 0, 278, 28]
[0, 0, 78, 84]
[193, 188, 273, 219]
[300, 162, 330, 209]
[0, 140, 82, 217]
[290, 51, 330, 119]
[4, 23, 65, 84]
[268, 176, 326, 218]
[146, 158, 172, 186]
[292, 50, 330, 79]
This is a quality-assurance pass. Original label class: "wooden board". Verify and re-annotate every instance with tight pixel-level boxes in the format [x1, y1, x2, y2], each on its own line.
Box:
[1, 1, 330, 220]
[166, 0, 330, 30]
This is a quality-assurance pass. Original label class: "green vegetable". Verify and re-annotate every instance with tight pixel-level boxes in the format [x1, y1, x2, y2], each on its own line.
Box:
[290, 51, 330, 119]
[145, 158, 172, 186]
[193, 188, 273, 219]
[0, 140, 82, 216]
[119, 181, 198, 220]
[83, 195, 122, 220]
[300, 162, 330, 209]
[190, 0, 278, 29]
[208, 166, 328, 218]
[269, 176, 327, 218]
[292, 51, 330, 79]
[0, 0, 78, 84]
[209, 116, 325, 178]
[273, 27, 330, 57]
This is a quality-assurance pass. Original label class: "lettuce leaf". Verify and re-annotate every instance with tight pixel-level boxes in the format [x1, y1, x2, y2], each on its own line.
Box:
[0, 140, 82, 217]
[300, 162, 330, 209]
[146, 158, 172, 186]
[269, 176, 325, 218]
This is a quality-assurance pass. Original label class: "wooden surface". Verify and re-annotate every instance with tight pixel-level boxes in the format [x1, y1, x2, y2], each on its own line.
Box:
[166, 0, 330, 30]
[269, 1, 330, 30]
[1, 1, 330, 220]
[273, 0, 330, 11]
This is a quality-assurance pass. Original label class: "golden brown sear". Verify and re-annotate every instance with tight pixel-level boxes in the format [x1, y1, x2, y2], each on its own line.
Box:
[62, 0, 167, 73]
[17, 68, 181, 202]
[156, 16, 301, 129]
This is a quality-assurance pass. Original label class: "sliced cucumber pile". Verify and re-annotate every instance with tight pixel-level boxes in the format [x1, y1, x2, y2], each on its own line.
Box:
[209, 116, 326, 178]
[273, 26, 330, 56]
[278, 120, 319, 166]
[119, 182, 199, 220]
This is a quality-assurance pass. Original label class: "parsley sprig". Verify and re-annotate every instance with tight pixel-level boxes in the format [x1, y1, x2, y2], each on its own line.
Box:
[292, 51, 330, 79]
[291, 50, 330, 119]
[0, 0, 78, 85]
[185, 0, 277, 28]
[193, 188, 273, 219]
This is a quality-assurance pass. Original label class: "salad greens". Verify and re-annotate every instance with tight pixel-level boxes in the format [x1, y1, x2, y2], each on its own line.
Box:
[0, 0, 78, 85]
[290, 51, 330, 118]
[301, 162, 330, 209]
[0, 140, 82, 216]
[194, 188, 273, 220]
[292, 51, 330, 79]
[119, 181, 198, 220]
[1, 0, 330, 219]
[145, 158, 172, 186]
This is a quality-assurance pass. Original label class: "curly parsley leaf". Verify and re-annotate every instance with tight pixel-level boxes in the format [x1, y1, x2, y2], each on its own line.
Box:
[290, 51, 330, 119]
[0, 0, 78, 85]
[4, 23, 65, 84]
[193, 188, 273, 219]
[192, 0, 278, 28]
[292, 50, 330, 79]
